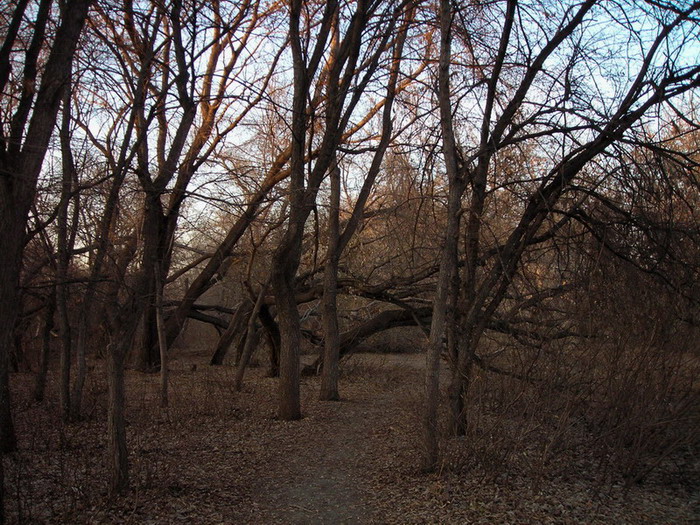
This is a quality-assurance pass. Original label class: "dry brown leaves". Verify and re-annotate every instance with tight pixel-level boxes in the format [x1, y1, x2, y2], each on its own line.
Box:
[4, 353, 698, 524]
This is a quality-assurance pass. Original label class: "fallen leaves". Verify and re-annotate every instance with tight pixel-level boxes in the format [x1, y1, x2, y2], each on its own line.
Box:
[4, 354, 698, 523]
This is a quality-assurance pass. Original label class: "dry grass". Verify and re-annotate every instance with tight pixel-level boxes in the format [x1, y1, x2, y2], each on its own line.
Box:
[4, 350, 699, 524]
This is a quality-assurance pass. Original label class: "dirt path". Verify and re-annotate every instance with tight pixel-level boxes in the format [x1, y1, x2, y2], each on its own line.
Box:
[259, 401, 373, 523]
[7, 353, 697, 524]
[251, 372, 407, 524]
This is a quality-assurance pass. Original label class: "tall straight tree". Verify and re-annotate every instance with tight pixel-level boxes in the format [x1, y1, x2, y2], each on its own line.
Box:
[319, 2, 415, 401]
[273, 0, 405, 419]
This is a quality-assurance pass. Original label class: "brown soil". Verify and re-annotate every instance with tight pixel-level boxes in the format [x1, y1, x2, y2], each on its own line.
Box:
[5, 353, 699, 523]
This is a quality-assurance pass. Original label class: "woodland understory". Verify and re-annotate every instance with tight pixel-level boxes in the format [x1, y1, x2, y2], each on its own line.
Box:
[5, 351, 700, 523]
[1, 0, 700, 522]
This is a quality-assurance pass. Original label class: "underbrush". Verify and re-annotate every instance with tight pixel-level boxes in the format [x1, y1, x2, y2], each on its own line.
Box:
[4, 343, 698, 522]
[440, 336, 700, 492]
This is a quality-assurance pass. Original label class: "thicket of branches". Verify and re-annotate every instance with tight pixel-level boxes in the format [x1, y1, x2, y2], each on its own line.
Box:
[1, 0, 699, 512]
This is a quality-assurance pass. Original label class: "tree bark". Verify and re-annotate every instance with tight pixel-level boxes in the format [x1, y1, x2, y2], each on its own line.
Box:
[423, 0, 469, 471]
[210, 302, 250, 366]
[0, 448, 4, 524]
[135, 194, 169, 372]
[319, 158, 341, 401]
[270, 0, 316, 421]
[0, 0, 92, 453]
[57, 78, 76, 422]
[34, 290, 56, 403]
[106, 294, 144, 495]
[258, 304, 280, 377]
[272, 261, 303, 419]
[155, 266, 169, 408]
[233, 282, 269, 391]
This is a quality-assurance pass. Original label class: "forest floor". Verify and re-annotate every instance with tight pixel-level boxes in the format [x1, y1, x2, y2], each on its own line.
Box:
[5, 352, 700, 524]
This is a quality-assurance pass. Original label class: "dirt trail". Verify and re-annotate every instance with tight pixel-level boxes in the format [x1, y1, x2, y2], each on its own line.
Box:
[9, 353, 694, 524]
[252, 393, 393, 522]
[247, 355, 421, 524]
[260, 402, 371, 523]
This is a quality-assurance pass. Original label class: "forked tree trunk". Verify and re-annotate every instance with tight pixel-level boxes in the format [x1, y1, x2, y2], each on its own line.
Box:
[423, 0, 466, 472]
[271, 0, 309, 422]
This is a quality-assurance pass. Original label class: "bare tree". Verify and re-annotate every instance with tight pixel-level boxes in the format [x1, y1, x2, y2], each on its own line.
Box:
[319, 3, 415, 400]
[423, 0, 700, 469]
[273, 0, 407, 419]
[0, 0, 93, 453]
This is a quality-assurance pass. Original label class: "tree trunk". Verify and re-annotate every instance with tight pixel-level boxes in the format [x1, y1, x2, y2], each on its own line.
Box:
[259, 304, 280, 377]
[135, 195, 168, 372]
[447, 327, 471, 436]
[0, 448, 4, 524]
[155, 266, 169, 408]
[423, 0, 467, 471]
[272, 267, 303, 420]
[0, 0, 92, 452]
[319, 159, 341, 401]
[270, 0, 308, 422]
[234, 282, 269, 391]
[0, 214, 21, 454]
[34, 290, 56, 403]
[106, 301, 143, 496]
[424, 186, 463, 465]
[57, 81, 75, 422]
[210, 302, 249, 366]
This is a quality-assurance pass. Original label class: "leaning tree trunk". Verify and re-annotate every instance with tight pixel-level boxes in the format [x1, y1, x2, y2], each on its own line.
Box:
[210, 301, 250, 366]
[233, 281, 269, 391]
